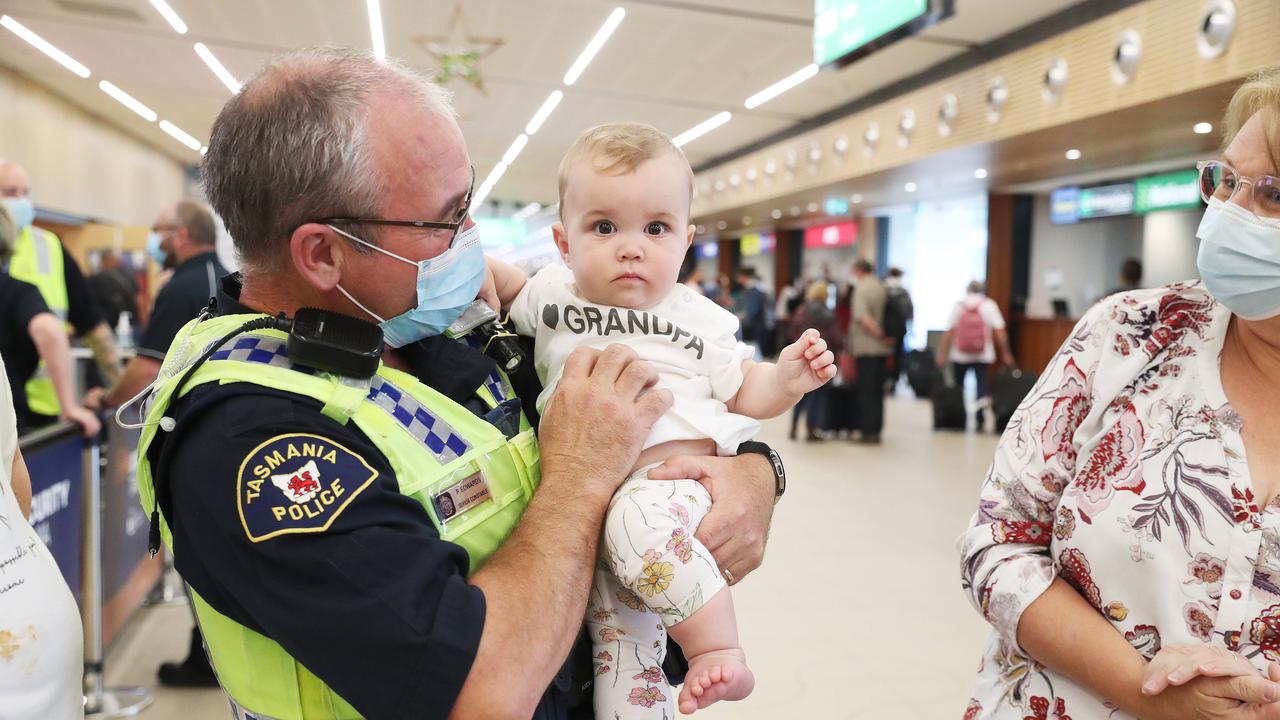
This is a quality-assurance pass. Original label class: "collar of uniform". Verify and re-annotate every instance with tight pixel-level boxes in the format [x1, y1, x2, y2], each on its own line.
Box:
[214, 273, 496, 404]
[174, 250, 219, 275]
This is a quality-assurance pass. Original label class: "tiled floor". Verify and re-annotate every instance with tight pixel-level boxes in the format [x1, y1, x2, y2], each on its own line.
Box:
[103, 396, 998, 719]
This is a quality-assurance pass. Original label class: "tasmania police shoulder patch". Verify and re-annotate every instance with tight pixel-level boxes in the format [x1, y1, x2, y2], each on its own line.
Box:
[237, 432, 378, 543]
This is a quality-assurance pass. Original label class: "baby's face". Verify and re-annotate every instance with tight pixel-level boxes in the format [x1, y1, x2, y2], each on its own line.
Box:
[554, 154, 694, 310]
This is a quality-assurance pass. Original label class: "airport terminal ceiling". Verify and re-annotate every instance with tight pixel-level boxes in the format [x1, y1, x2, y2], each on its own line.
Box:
[0, 0, 1085, 206]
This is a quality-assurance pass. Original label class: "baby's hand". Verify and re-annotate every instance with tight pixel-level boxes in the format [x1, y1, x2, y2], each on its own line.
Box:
[777, 328, 836, 395]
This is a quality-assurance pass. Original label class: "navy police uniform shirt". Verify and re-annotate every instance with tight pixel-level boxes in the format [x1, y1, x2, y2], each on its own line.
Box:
[150, 275, 587, 720]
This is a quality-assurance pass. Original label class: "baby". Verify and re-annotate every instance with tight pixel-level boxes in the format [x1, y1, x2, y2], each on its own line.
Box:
[492, 123, 834, 717]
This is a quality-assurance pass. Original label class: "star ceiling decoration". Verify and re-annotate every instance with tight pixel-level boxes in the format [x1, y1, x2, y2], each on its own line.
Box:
[413, 4, 504, 94]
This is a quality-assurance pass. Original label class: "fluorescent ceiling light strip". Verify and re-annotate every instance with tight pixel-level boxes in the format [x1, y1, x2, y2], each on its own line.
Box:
[1, 15, 90, 78]
[148, 0, 187, 34]
[563, 7, 625, 86]
[525, 91, 564, 136]
[159, 120, 201, 151]
[367, 0, 386, 61]
[502, 134, 529, 166]
[473, 162, 508, 206]
[672, 112, 731, 148]
[744, 64, 818, 110]
[194, 42, 241, 93]
[99, 80, 157, 122]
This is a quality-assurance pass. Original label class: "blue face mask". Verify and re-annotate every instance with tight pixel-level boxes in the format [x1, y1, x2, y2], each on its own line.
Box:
[333, 223, 485, 347]
[3, 197, 35, 230]
[1196, 197, 1280, 320]
[146, 230, 169, 266]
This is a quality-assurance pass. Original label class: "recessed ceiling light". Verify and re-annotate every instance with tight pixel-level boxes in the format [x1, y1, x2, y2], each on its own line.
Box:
[1065, 148, 1082, 160]
[742, 216, 752, 226]
[525, 90, 564, 136]
[771, 208, 782, 219]
[904, 182, 918, 193]
[850, 193, 863, 203]
[716, 220, 728, 230]
[974, 168, 988, 179]
[806, 202, 819, 213]
[1194, 122, 1213, 135]
[790, 206, 801, 217]
[695, 225, 706, 235]
[744, 63, 819, 110]
[199, 146, 208, 156]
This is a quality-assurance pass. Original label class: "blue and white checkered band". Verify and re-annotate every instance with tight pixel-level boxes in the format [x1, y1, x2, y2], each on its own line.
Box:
[366, 375, 471, 464]
[208, 336, 315, 375]
[207, 334, 471, 464]
[483, 369, 511, 404]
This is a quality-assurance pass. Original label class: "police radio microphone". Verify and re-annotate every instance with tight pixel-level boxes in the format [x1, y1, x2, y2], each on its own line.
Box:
[445, 299, 524, 373]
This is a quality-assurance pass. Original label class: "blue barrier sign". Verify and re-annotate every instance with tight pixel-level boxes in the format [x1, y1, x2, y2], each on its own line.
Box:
[22, 429, 85, 602]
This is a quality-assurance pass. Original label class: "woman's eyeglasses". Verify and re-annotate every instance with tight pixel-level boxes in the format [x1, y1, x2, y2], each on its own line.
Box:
[1197, 160, 1280, 222]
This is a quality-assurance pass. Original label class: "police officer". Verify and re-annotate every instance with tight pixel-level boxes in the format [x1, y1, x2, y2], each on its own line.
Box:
[0, 158, 122, 428]
[136, 47, 781, 720]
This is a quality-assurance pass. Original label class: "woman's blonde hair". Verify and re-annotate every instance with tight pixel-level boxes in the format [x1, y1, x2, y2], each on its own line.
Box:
[1223, 67, 1280, 170]
[806, 281, 829, 303]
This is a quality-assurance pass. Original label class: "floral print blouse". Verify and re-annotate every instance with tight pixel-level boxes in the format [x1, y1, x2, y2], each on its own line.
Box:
[959, 282, 1280, 719]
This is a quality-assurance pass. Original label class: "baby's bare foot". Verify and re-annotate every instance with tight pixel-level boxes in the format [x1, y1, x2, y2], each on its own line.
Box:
[677, 648, 754, 715]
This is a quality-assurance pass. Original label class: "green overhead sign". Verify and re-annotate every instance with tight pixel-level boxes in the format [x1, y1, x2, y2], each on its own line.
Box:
[1134, 170, 1201, 214]
[814, 0, 928, 67]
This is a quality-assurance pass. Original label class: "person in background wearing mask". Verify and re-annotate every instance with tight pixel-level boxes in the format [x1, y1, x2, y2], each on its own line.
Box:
[0, 206, 100, 438]
[103, 201, 225, 411]
[959, 69, 1280, 719]
[136, 48, 779, 720]
[95, 200, 226, 688]
[0, 159, 121, 429]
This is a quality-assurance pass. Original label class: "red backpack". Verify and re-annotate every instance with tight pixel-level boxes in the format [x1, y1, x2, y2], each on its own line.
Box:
[955, 304, 987, 355]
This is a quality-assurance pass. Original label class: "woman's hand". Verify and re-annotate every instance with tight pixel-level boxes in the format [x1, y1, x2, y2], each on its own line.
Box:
[1139, 645, 1280, 718]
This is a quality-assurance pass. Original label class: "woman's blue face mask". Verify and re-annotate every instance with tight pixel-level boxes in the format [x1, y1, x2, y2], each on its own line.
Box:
[332, 224, 485, 347]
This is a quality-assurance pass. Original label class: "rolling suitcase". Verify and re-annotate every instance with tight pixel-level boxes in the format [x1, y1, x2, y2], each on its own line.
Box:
[906, 350, 935, 399]
[993, 368, 1039, 432]
[932, 369, 966, 430]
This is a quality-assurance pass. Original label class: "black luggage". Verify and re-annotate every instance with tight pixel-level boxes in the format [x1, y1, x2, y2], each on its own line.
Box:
[932, 369, 966, 430]
[906, 350, 935, 399]
[993, 367, 1039, 432]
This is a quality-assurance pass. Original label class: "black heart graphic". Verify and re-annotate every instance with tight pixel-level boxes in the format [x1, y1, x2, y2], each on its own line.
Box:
[542, 304, 559, 330]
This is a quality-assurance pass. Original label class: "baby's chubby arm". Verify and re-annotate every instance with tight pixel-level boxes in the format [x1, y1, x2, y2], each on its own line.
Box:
[726, 329, 836, 419]
[482, 256, 529, 311]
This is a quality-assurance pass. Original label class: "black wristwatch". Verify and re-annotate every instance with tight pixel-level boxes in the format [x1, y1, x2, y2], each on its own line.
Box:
[736, 441, 785, 501]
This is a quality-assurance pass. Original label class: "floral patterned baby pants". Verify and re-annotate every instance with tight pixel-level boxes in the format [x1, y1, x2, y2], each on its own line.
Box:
[586, 464, 727, 719]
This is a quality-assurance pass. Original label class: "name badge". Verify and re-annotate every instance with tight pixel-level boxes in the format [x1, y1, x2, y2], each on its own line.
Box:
[432, 471, 492, 523]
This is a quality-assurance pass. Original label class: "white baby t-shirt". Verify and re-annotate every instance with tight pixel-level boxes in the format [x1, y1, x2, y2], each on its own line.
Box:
[508, 263, 759, 455]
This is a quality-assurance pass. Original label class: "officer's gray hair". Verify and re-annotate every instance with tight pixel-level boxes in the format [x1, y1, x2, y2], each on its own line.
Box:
[201, 47, 455, 273]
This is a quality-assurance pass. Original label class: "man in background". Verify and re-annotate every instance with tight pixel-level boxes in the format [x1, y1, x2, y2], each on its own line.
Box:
[882, 267, 914, 394]
[848, 259, 890, 444]
[0, 159, 121, 429]
[87, 250, 140, 331]
[105, 200, 225, 409]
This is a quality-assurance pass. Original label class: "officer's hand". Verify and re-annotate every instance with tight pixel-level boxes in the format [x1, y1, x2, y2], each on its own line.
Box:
[648, 453, 775, 586]
[63, 405, 102, 438]
[539, 345, 672, 502]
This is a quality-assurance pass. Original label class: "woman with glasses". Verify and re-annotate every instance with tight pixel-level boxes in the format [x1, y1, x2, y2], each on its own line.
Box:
[959, 69, 1280, 719]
